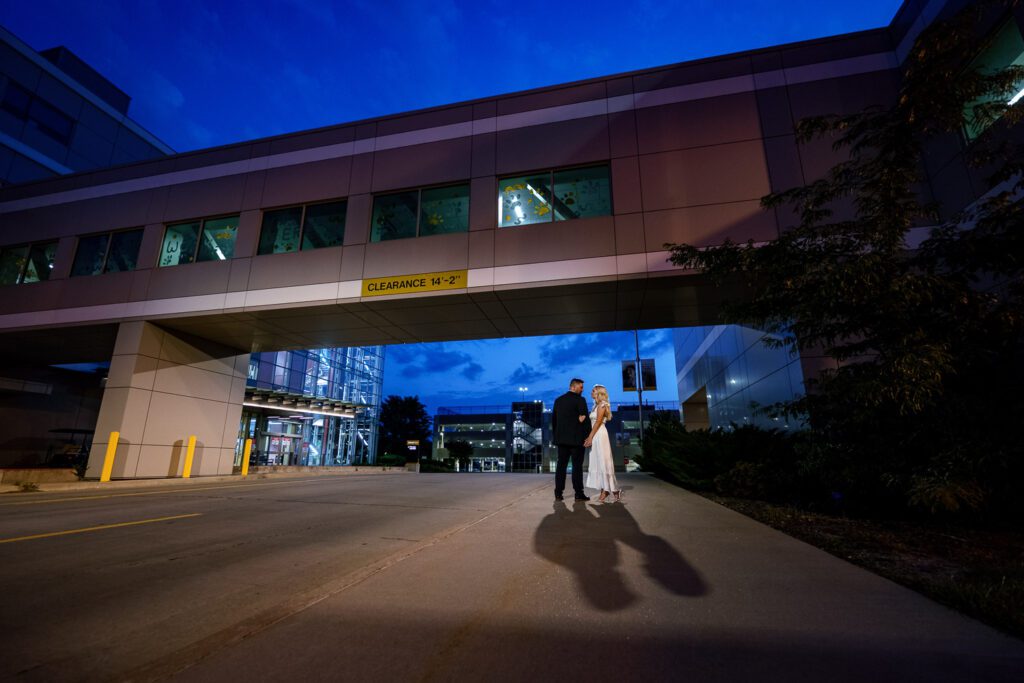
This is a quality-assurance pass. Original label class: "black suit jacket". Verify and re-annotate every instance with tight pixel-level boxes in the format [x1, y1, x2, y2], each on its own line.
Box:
[552, 391, 591, 446]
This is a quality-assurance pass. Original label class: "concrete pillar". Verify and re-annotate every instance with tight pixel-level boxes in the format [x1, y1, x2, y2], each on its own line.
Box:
[85, 322, 248, 479]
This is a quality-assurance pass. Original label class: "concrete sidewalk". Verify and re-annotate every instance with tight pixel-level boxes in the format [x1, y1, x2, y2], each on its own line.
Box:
[163, 473, 1023, 682]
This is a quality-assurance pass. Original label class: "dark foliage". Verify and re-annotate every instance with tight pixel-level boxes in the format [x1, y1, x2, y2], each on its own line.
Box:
[445, 439, 473, 472]
[638, 415, 828, 508]
[377, 395, 431, 462]
[378, 453, 407, 468]
[664, 1, 1024, 519]
[419, 458, 456, 473]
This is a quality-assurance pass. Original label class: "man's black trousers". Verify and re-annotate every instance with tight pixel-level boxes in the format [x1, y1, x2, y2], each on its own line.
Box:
[555, 444, 585, 496]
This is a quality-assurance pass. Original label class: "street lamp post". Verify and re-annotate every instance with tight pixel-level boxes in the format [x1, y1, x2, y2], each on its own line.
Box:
[517, 386, 528, 401]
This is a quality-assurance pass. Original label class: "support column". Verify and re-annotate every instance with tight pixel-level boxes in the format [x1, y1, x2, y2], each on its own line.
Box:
[86, 322, 248, 479]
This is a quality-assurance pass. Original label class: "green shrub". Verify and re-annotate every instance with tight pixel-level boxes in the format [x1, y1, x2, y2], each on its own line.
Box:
[638, 415, 823, 506]
[379, 453, 406, 468]
[419, 458, 455, 473]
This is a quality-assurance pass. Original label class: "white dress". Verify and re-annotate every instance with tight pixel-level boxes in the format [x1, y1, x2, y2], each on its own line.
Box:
[585, 401, 619, 493]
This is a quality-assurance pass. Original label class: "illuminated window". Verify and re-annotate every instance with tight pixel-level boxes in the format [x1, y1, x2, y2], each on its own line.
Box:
[0, 240, 58, 285]
[964, 20, 1024, 141]
[371, 184, 469, 242]
[159, 215, 239, 267]
[258, 200, 346, 255]
[499, 165, 611, 227]
[71, 229, 144, 276]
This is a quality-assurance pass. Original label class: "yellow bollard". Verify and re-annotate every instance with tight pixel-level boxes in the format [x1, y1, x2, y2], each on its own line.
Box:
[100, 431, 119, 483]
[241, 438, 252, 477]
[182, 435, 197, 478]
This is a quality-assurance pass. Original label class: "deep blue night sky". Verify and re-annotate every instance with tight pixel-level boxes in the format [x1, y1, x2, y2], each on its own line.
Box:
[1, 0, 904, 415]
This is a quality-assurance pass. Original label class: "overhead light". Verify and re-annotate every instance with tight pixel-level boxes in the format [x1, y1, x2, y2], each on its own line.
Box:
[243, 401, 354, 419]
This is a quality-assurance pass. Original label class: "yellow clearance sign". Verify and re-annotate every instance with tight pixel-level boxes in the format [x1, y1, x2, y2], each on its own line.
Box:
[361, 269, 468, 297]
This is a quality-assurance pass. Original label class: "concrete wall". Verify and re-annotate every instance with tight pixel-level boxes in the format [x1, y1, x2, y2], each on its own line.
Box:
[0, 365, 102, 467]
[85, 321, 246, 478]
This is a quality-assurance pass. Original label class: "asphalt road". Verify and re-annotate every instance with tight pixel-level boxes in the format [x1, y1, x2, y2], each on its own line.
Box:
[1, 473, 1022, 682]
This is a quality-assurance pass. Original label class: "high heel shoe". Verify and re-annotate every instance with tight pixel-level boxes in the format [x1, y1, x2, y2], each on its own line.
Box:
[613, 490, 622, 502]
[597, 490, 608, 503]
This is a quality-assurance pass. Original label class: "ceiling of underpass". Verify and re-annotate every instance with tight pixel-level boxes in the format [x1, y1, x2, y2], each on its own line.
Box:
[159, 273, 742, 353]
[0, 273, 744, 365]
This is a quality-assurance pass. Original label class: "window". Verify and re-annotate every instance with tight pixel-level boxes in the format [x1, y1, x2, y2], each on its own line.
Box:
[71, 229, 144, 277]
[0, 241, 58, 285]
[1, 81, 31, 119]
[258, 200, 346, 255]
[371, 184, 469, 242]
[964, 20, 1024, 141]
[1, 80, 75, 145]
[159, 215, 239, 267]
[499, 164, 611, 227]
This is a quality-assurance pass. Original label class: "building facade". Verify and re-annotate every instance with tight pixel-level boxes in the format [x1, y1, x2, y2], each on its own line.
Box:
[434, 400, 679, 473]
[0, 0, 1012, 479]
[674, 326, 805, 431]
[242, 346, 384, 467]
[0, 26, 171, 187]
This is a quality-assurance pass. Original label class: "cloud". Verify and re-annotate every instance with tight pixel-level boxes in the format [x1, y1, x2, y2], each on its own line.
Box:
[389, 343, 478, 379]
[539, 333, 629, 370]
[462, 362, 484, 380]
[538, 331, 675, 371]
[508, 363, 544, 385]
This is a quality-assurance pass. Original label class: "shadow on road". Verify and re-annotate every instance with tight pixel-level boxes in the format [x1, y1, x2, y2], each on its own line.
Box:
[533, 500, 707, 611]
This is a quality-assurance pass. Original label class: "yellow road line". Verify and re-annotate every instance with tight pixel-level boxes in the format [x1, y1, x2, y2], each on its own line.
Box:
[0, 477, 334, 507]
[0, 513, 202, 544]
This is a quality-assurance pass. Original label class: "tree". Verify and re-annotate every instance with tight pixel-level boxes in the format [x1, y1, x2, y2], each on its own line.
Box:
[377, 395, 431, 462]
[665, 0, 1024, 516]
[445, 439, 474, 472]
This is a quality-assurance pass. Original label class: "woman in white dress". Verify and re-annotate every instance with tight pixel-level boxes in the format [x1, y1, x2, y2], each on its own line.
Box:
[584, 384, 621, 502]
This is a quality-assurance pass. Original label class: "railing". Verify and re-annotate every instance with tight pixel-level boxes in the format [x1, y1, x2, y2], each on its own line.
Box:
[437, 405, 512, 415]
[437, 400, 679, 416]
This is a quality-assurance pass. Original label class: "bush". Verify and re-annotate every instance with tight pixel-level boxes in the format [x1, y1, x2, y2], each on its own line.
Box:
[379, 453, 406, 468]
[637, 415, 823, 507]
[419, 458, 455, 473]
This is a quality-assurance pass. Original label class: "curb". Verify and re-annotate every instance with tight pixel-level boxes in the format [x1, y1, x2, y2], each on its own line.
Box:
[0, 468, 411, 494]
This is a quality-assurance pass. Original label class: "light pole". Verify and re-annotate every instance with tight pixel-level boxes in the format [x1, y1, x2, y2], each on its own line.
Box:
[634, 330, 644, 445]
[517, 386, 528, 401]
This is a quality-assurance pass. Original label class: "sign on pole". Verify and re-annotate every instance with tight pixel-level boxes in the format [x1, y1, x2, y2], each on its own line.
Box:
[622, 359, 656, 391]
[640, 358, 657, 391]
[621, 360, 637, 391]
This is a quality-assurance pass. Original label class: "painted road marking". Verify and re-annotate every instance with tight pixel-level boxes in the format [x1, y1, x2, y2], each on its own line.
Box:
[0, 513, 202, 544]
[0, 477, 343, 507]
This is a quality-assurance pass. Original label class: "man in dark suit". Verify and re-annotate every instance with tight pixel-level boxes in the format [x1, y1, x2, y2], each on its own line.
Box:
[551, 377, 591, 501]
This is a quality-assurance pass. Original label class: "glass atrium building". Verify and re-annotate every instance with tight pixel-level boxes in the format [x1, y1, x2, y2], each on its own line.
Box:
[240, 347, 385, 467]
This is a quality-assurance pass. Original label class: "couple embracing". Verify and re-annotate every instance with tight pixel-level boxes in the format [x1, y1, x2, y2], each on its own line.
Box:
[551, 378, 622, 503]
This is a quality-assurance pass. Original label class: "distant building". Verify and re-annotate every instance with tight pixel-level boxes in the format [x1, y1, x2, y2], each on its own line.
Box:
[0, 26, 171, 186]
[433, 400, 679, 473]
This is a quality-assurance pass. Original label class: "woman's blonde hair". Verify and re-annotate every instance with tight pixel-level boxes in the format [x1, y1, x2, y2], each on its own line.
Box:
[592, 384, 612, 417]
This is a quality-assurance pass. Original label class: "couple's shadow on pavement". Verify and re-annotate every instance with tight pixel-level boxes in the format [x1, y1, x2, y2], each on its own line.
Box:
[533, 499, 708, 611]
